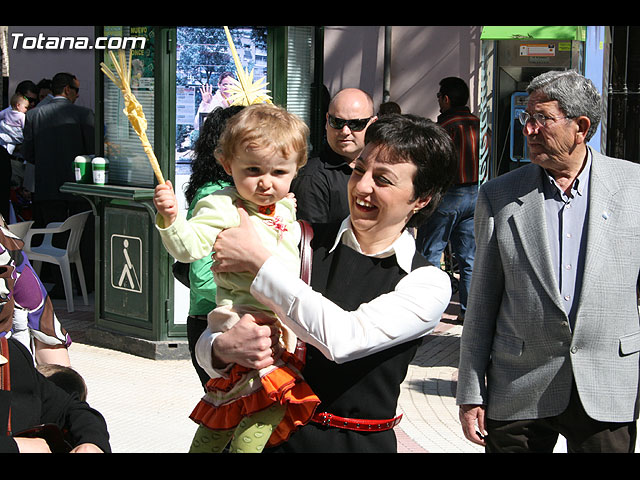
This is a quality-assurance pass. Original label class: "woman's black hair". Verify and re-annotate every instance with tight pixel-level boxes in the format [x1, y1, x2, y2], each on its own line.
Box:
[184, 106, 244, 205]
[363, 113, 457, 228]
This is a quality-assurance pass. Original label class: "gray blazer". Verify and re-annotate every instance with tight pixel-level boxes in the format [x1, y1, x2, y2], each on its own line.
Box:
[23, 96, 94, 202]
[456, 149, 640, 423]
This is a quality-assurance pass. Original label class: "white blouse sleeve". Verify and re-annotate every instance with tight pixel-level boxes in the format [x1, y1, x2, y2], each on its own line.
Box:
[250, 256, 451, 364]
[194, 327, 232, 379]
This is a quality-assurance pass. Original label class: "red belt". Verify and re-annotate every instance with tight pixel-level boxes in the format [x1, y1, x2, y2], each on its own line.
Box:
[312, 412, 402, 432]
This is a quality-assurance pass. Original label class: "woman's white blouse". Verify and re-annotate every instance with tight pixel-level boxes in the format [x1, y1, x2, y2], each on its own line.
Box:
[196, 218, 452, 378]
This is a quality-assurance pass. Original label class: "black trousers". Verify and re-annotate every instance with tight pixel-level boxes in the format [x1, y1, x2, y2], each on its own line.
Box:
[186, 315, 210, 391]
[486, 383, 637, 453]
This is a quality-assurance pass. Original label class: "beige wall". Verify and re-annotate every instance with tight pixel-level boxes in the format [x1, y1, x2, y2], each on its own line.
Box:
[323, 26, 482, 121]
[6, 25, 482, 121]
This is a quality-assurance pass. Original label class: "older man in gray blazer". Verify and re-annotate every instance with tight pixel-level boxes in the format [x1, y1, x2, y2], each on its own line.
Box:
[456, 70, 640, 453]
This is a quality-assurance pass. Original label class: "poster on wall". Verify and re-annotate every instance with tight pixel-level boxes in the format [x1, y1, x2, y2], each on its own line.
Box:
[175, 26, 268, 173]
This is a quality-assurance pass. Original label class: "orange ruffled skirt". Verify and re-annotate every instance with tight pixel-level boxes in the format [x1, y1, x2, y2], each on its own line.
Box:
[189, 350, 320, 447]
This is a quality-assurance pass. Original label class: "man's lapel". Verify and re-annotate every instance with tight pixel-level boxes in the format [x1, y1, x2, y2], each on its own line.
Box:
[579, 151, 619, 302]
[511, 166, 566, 314]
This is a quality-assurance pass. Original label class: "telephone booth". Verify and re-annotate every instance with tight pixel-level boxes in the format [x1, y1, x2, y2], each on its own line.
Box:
[477, 26, 610, 183]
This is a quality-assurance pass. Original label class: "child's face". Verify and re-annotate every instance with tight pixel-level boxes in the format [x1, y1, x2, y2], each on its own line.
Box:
[15, 99, 28, 113]
[222, 145, 298, 207]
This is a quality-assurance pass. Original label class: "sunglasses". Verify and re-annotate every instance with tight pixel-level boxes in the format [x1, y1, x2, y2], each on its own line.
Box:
[327, 114, 372, 132]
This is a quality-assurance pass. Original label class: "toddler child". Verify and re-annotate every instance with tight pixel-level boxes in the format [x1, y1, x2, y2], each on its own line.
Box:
[0, 94, 29, 155]
[154, 103, 319, 453]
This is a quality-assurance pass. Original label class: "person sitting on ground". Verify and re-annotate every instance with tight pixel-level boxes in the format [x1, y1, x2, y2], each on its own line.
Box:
[0, 336, 110, 453]
[0, 215, 105, 453]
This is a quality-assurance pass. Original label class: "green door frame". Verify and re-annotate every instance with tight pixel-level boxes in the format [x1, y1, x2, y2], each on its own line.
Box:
[159, 26, 293, 336]
[91, 26, 176, 340]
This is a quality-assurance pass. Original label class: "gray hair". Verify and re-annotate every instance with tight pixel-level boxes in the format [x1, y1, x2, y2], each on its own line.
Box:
[526, 70, 602, 141]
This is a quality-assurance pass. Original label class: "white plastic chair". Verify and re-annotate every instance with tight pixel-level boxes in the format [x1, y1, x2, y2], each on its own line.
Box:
[7, 220, 34, 239]
[23, 211, 91, 313]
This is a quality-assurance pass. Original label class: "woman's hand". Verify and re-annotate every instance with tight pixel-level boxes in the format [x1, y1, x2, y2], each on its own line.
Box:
[212, 202, 272, 276]
[213, 313, 282, 370]
[199, 84, 213, 104]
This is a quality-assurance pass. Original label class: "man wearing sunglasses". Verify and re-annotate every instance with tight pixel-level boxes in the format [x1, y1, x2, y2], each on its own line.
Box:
[292, 88, 377, 224]
[457, 70, 640, 453]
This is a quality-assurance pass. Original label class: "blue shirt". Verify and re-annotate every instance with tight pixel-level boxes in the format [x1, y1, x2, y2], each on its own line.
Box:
[542, 151, 592, 328]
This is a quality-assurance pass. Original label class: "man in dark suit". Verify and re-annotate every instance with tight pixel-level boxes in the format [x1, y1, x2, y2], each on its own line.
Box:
[22, 72, 95, 295]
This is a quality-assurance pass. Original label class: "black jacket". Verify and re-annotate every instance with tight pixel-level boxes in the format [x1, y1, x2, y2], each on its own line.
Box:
[0, 338, 111, 453]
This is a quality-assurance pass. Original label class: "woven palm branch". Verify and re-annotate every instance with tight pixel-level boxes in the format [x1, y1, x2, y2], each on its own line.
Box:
[223, 26, 272, 106]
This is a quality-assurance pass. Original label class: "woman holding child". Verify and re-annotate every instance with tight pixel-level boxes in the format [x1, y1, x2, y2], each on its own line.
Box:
[196, 112, 457, 452]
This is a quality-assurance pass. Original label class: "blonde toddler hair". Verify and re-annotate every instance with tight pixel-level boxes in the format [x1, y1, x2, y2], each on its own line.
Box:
[215, 103, 309, 170]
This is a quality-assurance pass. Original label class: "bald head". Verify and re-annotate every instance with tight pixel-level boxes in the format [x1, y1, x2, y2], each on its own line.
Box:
[329, 88, 374, 114]
[326, 88, 377, 162]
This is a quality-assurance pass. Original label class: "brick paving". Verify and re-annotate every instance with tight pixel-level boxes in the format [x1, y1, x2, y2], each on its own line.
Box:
[52, 292, 594, 453]
[54, 293, 478, 453]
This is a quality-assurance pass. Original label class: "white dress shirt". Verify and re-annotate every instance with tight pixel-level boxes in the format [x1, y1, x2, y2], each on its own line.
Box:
[196, 218, 452, 378]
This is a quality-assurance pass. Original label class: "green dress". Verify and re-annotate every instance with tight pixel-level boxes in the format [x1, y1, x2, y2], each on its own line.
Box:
[186, 181, 228, 318]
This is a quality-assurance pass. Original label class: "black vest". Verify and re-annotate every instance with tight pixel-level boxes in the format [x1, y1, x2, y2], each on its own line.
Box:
[269, 222, 430, 453]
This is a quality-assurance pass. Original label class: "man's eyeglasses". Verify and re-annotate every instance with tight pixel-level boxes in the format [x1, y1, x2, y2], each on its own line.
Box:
[68, 85, 79, 93]
[518, 110, 571, 128]
[327, 114, 372, 132]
